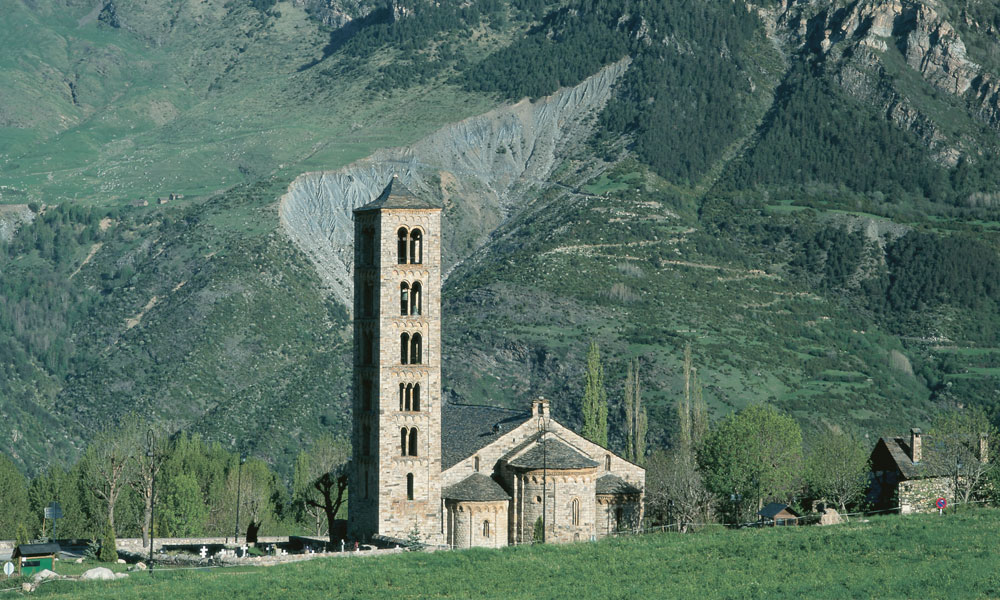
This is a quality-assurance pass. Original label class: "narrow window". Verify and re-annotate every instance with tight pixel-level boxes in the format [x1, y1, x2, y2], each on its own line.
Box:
[483, 521, 490, 538]
[400, 282, 409, 316]
[362, 378, 372, 412]
[409, 428, 418, 457]
[474, 456, 480, 472]
[397, 228, 408, 264]
[362, 424, 371, 456]
[362, 331, 373, 366]
[572, 498, 580, 526]
[362, 227, 376, 266]
[363, 280, 374, 317]
[410, 333, 422, 365]
[399, 383, 405, 411]
[605, 455, 611, 471]
[400, 333, 410, 364]
[406, 473, 414, 500]
[410, 281, 422, 316]
[400, 427, 408, 456]
[409, 229, 422, 264]
[615, 507, 623, 531]
[405, 383, 413, 411]
[412, 383, 420, 411]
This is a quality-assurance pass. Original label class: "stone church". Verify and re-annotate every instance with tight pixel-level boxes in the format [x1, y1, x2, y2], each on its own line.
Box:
[348, 178, 644, 549]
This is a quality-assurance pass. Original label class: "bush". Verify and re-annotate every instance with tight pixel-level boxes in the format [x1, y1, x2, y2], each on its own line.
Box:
[98, 523, 118, 562]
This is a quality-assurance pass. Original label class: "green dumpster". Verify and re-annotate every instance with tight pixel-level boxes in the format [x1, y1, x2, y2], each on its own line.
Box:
[13, 543, 60, 576]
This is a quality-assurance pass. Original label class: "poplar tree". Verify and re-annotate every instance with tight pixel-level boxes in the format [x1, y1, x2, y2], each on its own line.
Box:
[582, 341, 608, 447]
[624, 359, 647, 465]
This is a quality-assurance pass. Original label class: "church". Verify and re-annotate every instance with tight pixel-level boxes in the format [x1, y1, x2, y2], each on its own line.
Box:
[348, 178, 644, 549]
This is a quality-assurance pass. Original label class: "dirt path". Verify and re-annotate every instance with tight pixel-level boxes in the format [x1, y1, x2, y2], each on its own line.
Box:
[69, 242, 102, 279]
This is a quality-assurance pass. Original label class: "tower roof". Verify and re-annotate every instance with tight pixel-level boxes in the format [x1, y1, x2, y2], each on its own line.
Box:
[354, 177, 442, 213]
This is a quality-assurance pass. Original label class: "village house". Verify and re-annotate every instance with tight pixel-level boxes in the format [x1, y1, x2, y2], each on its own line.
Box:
[347, 178, 644, 549]
[869, 427, 989, 514]
[758, 503, 799, 526]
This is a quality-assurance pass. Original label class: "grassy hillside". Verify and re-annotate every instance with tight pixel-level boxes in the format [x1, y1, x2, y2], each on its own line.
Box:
[1, 0, 999, 477]
[23, 509, 1000, 598]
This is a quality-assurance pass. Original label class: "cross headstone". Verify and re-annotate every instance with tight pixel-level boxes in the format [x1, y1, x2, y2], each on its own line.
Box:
[340, 540, 345, 553]
[239, 544, 248, 558]
[199, 546, 208, 559]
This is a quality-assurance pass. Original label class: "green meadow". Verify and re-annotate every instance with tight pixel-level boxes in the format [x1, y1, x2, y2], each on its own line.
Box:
[20, 509, 1000, 599]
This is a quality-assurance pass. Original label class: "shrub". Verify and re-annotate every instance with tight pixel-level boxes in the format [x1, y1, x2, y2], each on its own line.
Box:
[98, 523, 118, 562]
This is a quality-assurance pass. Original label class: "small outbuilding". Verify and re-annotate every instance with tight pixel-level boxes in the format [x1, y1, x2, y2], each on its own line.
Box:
[12, 543, 60, 576]
[758, 503, 799, 526]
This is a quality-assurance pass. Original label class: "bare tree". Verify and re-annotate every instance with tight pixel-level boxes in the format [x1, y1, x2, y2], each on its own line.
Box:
[927, 408, 995, 506]
[130, 425, 166, 548]
[83, 415, 140, 534]
[646, 449, 714, 532]
[293, 435, 350, 544]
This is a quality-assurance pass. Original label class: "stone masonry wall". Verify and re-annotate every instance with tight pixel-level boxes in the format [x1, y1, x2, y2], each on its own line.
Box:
[447, 500, 508, 549]
[899, 477, 953, 514]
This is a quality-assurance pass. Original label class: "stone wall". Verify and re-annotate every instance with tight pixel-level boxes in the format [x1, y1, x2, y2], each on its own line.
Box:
[595, 496, 641, 538]
[513, 467, 597, 544]
[899, 477, 953, 514]
[446, 500, 508, 549]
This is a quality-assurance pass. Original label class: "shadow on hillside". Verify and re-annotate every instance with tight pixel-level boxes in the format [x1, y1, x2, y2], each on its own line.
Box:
[298, 8, 393, 72]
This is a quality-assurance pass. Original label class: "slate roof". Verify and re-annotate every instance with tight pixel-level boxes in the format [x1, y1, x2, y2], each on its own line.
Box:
[13, 543, 60, 557]
[758, 503, 799, 519]
[507, 435, 599, 470]
[874, 436, 948, 479]
[354, 177, 441, 212]
[441, 403, 532, 470]
[442, 473, 511, 502]
[595, 473, 641, 495]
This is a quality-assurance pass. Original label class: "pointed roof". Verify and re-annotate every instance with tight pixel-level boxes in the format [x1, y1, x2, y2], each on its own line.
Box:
[506, 434, 599, 470]
[354, 177, 441, 212]
[758, 503, 799, 519]
[442, 473, 511, 502]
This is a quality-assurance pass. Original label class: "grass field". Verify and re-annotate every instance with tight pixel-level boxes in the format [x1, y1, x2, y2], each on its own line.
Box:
[18, 509, 1000, 599]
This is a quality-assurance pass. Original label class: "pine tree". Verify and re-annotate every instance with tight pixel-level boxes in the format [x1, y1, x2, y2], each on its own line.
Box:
[582, 341, 608, 447]
[98, 522, 118, 562]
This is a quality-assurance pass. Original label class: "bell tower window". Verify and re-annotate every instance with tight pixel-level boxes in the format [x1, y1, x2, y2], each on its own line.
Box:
[406, 473, 414, 500]
[400, 282, 410, 316]
[397, 228, 409, 264]
[400, 333, 410, 364]
[409, 229, 422, 264]
[410, 333, 422, 365]
[410, 281, 422, 316]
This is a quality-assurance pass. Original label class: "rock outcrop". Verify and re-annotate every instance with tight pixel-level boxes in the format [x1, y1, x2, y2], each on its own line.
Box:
[279, 60, 629, 306]
[0, 204, 34, 242]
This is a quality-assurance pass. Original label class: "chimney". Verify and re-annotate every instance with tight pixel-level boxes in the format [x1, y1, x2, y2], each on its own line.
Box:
[980, 433, 989, 463]
[910, 428, 922, 463]
[532, 396, 550, 418]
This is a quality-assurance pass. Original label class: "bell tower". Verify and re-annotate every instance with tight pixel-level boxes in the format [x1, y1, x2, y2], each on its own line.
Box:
[349, 177, 444, 543]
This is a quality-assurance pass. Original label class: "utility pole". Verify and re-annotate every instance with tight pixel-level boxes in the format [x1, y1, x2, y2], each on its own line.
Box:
[234, 453, 246, 544]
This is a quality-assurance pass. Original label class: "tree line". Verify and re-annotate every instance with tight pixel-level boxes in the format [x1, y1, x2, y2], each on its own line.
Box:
[579, 342, 1000, 528]
[0, 415, 349, 557]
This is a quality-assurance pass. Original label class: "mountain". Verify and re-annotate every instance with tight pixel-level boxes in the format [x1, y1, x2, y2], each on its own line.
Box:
[1, 0, 998, 477]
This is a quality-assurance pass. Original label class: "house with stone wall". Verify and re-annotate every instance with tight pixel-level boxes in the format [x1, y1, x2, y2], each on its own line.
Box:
[869, 427, 989, 514]
[347, 178, 644, 549]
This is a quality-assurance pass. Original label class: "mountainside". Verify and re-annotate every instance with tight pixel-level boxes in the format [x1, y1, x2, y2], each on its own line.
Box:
[1, 0, 999, 477]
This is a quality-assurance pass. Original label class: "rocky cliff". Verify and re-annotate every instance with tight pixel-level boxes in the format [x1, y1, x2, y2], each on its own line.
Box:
[279, 59, 629, 306]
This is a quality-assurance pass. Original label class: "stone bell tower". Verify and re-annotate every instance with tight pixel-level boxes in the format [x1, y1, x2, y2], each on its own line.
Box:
[349, 177, 444, 544]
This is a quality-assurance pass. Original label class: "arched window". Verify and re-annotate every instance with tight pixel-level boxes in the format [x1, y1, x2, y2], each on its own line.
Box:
[409, 428, 418, 457]
[409, 229, 422, 264]
[412, 383, 420, 411]
[410, 281, 422, 316]
[571, 498, 580, 526]
[399, 383, 406, 411]
[363, 280, 374, 317]
[400, 428, 408, 456]
[474, 456, 480, 472]
[400, 282, 409, 316]
[605, 455, 611, 471]
[397, 228, 408, 264]
[483, 520, 491, 538]
[406, 473, 414, 500]
[410, 333, 422, 365]
[404, 383, 413, 411]
[400, 333, 410, 364]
